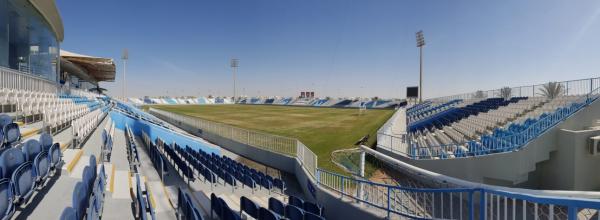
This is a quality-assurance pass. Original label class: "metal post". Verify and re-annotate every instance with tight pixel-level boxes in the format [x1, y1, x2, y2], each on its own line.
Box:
[419, 46, 423, 103]
[231, 58, 239, 103]
[358, 151, 366, 203]
[416, 31, 425, 103]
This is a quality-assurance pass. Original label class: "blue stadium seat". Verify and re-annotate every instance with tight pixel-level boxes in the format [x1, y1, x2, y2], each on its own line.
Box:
[72, 182, 87, 220]
[210, 193, 221, 219]
[82, 167, 95, 195]
[284, 205, 304, 220]
[240, 196, 259, 219]
[22, 139, 42, 162]
[48, 143, 61, 171]
[274, 178, 286, 193]
[60, 207, 77, 220]
[0, 115, 11, 128]
[3, 123, 20, 147]
[0, 178, 14, 220]
[39, 133, 53, 150]
[0, 147, 24, 179]
[268, 197, 285, 216]
[288, 195, 304, 208]
[33, 151, 50, 185]
[261, 178, 273, 191]
[259, 207, 280, 220]
[89, 155, 97, 181]
[243, 175, 256, 190]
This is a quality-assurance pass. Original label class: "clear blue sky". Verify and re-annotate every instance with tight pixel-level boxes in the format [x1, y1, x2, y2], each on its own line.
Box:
[56, 0, 600, 99]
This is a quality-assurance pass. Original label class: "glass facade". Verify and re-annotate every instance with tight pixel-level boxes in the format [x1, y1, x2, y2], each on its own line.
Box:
[0, 0, 59, 82]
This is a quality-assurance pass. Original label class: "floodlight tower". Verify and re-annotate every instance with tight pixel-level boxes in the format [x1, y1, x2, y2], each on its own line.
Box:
[122, 49, 128, 101]
[416, 31, 425, 103]
[230, 58, 239, 103]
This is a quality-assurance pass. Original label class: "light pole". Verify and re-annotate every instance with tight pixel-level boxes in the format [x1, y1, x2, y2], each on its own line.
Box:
[230, 58, 239, 103]
[416, 31, 425, 103]
[122, 49, 128, 101]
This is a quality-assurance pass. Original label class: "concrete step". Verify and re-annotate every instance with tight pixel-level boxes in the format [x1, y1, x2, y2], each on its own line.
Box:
[62, 149, 83, 174]
[104, 163, 114, 192]
[112, 170, 131, 199]
[69, 155, 90, 178]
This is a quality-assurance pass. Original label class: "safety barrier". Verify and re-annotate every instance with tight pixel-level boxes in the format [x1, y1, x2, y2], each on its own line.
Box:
[0, 66, 57, 93]
[429, 77, 600, 103]
[317, 168, 600, 219]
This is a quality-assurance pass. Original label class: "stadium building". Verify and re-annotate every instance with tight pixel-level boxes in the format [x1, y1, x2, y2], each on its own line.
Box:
[0, 0, 598, 220]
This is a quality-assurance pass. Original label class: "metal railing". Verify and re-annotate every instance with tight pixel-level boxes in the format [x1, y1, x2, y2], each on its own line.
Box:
[149, 108, 318, 177]
[0, 66, 57, 93]
[318, 168, 600, 220]
[428, 77, 600, 102]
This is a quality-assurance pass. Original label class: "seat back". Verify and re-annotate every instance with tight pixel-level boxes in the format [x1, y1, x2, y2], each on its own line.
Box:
[39, 133, 53, 150]
[0, 114, 12, 128]
[0, 147, 25, 179]
[240, 196, 259, 219]
[89, 155, 97, 180]
[288, 195, 304, 208]
[3, 123, 20, 146]
[259, 207, 279, 220]
[49, 143, 61, 167]
[60, 207, 77, 220]
[82, 167, 94, 195]
[72, 182, 86, 220]
[12, 162, 34, 201]
[22, 139, 42, 162]
[0, 178, 13, 219]
[285, 205, 304, 220]
[34, 151, 50, 181]
[268, 197, 285, 216]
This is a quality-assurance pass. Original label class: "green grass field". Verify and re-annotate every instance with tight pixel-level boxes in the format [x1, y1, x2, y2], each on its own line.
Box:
[150, 104, 394, 173]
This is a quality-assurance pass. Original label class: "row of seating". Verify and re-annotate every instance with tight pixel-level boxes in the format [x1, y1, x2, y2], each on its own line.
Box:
[177, 187, 203, 220]
[175, 142, 286, 194]
[125, 126, 141, 171]
[0, 89, 57, 113]
[212, 194, 325, 220]
[407, 99, 461, 124]
[100, 118, 115, 162]
[141, 131, 168, 180]
[0, 130, 61, 219]
[68, 89, 102, 100]
[134, 173, 157, 220]
[72, 108, 107, 146]
[60, 155, 106, 220]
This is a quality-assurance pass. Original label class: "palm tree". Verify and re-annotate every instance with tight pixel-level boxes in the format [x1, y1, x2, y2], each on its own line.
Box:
[538, 82, 564, 99]
[500, 87, 512, 100]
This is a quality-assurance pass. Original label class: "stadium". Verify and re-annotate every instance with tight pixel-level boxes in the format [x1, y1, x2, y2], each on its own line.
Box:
[0, 0, 599, 219]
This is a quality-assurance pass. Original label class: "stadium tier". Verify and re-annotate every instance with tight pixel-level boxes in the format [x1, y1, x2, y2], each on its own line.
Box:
[130, 96, 403, 109]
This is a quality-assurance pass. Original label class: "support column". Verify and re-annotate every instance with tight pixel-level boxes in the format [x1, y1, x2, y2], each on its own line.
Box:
[358, 150, 366, 202]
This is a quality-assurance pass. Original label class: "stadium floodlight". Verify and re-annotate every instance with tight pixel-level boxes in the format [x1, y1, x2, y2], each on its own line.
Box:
[416, 31, 425, 103]
[230, 58, 239, 103]
[122, 49, 128, 101]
